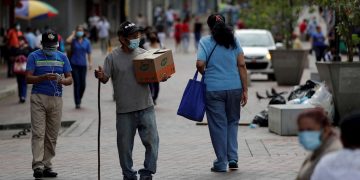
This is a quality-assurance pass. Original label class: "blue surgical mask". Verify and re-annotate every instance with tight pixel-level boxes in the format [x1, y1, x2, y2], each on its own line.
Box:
[76, 31, 84, 38]
[128, 38, 140, 49]
[298, 131, 322, 151]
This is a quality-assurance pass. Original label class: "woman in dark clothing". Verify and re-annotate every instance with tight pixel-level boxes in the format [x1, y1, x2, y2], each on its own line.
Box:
[66, 25, 93, 109]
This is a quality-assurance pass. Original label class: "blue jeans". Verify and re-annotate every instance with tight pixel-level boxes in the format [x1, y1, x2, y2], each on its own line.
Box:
[116, 106, 159, 178]
[71, 65, 87, 105]
[205, 89, 242, 170]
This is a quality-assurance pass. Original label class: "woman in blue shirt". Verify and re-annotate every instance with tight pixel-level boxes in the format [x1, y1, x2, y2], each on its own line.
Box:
[66, 25, 92, 109]
[311, 26, 327, 61]
[196, 14, 248, 172]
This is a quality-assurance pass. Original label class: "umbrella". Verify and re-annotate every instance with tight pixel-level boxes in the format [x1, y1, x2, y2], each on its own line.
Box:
[15, 0, 58, 20]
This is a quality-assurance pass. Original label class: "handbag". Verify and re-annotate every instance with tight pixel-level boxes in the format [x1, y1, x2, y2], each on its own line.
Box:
[13, 55, 27, 75]
[177, 44, 217, 122]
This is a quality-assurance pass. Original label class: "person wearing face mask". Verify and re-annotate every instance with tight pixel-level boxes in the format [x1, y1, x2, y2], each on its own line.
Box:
[66, 25, 93, 109]
[296, 108, 342, 180]
[95, 21, 166, 180]
[26, 31, 73, 178]
[143, 31, 162, 105]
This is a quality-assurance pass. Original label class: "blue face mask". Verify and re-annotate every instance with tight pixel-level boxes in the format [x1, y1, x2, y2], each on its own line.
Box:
[76, 31, 84, 38]
[128, 38, 140, 49]
[298, 131, 322, 151]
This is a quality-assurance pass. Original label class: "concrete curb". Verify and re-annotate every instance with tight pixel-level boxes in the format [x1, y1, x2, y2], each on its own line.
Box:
[61, 118, 96, 137]
[0, 84, 17, 101]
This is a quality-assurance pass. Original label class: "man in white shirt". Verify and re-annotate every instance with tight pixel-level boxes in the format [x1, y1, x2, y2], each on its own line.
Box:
[97, 16, 110, 54]
[311, 112, 360, 180]
[88, 13, 100, 43]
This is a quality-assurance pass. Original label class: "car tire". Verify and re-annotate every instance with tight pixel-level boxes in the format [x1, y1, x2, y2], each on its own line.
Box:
[268, 73, 276, 81]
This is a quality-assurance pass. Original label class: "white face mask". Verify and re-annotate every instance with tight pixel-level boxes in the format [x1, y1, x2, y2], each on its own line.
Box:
[16, 25, 21, 30]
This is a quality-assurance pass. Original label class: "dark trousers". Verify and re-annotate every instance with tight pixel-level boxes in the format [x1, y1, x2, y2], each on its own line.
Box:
[314, 46, 326, 61]
[16, 74, 27, 100]
[149, 83, 159, 101]
[71, 65, 87, 105]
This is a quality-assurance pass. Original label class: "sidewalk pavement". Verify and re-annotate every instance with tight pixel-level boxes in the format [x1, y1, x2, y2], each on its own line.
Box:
[0, 38, 310, 179]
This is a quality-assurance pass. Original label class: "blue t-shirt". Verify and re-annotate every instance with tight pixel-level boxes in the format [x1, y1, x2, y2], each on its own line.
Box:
[26, 49, 72, 97]
[312, 32, 326, 47]
[70, 38, 91, 66]
[197, 35, 243, 91]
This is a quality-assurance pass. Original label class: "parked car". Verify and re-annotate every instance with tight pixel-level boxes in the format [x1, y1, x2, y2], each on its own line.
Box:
[235, 29, 276, 80]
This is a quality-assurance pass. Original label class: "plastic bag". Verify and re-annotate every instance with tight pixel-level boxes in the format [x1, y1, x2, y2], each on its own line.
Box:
[288, 80, 319, 101]
[304, 84, 335, 121]
[252, 110, 269, 127]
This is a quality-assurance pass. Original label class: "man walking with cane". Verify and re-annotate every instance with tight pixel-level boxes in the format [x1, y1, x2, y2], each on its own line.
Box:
[95, 21, 160, 180]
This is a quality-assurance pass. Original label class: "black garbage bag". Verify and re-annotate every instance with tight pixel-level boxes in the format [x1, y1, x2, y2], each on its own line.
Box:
[252, 110, 269, 127]
[269, 95, 286, 105]
[288, 80, 319, 101]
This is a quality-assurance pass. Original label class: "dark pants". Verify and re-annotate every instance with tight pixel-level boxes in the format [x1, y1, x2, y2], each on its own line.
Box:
[71, 65, 87, 105]
[194, 32, 201, 50]
[149, 83, 159, 102]
[314, 46, 326, 61]
[16, 74, 27, 100]
[7, 47, 17, 77]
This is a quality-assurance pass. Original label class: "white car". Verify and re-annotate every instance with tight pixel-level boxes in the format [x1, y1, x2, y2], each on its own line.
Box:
[235, 29, 276, 80]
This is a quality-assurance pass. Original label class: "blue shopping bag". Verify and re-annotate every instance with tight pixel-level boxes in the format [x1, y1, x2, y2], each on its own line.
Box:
[177, 71, 206, 122]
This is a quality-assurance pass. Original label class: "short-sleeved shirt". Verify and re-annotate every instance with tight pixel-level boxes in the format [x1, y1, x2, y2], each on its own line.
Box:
[26, 49, 72, 97]
[103, 47, 153, 114]
[70, 38, 91, 66]
[312, 32, 326, 47]
[197, 35, 243, 91]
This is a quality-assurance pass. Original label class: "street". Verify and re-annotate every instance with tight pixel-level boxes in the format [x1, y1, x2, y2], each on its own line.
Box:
[0, 38, 308, 179]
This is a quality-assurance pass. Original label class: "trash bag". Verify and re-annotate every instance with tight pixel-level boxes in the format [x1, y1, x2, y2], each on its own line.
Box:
[288, 80, 319, 101]
[269, 95, 286, 105]
[304, 84, 335, 122]
[252, 110, 269, 127]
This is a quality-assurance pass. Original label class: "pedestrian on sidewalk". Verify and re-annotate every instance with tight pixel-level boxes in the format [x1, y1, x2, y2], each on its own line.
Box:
[311, 112, 360, 180]
[95, 21, 165, 180]
[6, 23, 23, 77]
[181, 19, 190, 53]
[311, 26, 327, 61]
[25, 31, 73, 178]
[193, 17, 203, 50]
[14, 36, 32, 103]
[174, 18, 182, 52]
[97, 16, 110, 55]
[143, 31, 162, 105]
[196, 14, 248, 172]
[66, 25, 93, 109]
[296, 108, 342, 180]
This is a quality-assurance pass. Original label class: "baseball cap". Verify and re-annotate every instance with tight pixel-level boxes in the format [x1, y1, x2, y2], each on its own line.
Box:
[117, 21, 142, 37]
[41, 31, 58, 47]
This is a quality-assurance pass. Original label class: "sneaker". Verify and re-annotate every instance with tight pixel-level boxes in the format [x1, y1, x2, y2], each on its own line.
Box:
[124, 176, 137, 180]
[33, 168, 43, 178]
[43, 168, 58, 177]
[229, 160, 238, 170]
[210, 167, 227, 173]
[140, 175, 152, 180]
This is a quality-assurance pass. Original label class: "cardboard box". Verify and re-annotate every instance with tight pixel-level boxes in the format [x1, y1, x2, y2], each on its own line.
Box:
[268, 104, 316, 136]
[133, 49, 175, 83]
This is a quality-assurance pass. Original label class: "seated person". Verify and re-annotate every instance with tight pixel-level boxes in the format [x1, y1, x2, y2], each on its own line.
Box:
[296, 108, 342, 180]
[311, 112, 360, 180]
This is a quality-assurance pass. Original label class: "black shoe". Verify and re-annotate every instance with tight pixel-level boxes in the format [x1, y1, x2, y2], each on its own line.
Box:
[140, 175, 152, 180]
[124, 176, 137, 180]
[19, 97, 26, 103]
[33, 168, 43, 178]
[75, 104, 81, 109]
[43, 168, 58, 177]
[211, 167, 227, 173]
[229, 160, 238, 170]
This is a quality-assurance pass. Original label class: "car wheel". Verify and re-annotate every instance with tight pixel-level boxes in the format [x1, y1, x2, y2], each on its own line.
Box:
[268, 73, 276, 81]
